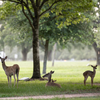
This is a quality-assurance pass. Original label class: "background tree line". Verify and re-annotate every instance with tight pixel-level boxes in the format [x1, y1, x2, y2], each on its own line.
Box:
[0, 43, 96, 61]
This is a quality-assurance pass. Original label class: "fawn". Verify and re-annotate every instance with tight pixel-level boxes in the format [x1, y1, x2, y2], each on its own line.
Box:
[43, 70, 61, 88]
[45, 80, 61, 88]
[42, 70, 54, 82]
[0, 56, 20, 86]
[83, 64, 97, 86]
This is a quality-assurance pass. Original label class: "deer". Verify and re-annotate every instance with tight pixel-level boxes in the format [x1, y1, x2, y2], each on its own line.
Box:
[43, 70, 61, 88]
[45, 80, 61, 88]
[83, 64, 97, 86]
[0, 56, 20, 86]
[42, 70, 54, 82]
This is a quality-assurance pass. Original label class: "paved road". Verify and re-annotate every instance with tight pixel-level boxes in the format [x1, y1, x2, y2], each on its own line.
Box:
[0, 93, 100, 100]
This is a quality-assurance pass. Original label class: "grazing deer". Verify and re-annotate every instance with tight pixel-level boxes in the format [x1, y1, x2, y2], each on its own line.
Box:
[43, 70, 61, 88]
[0, 56, 20, 86]
[83, 64, 97, 86]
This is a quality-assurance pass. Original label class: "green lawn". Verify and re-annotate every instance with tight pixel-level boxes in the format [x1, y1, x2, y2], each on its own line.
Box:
[0, 61, 100, 98]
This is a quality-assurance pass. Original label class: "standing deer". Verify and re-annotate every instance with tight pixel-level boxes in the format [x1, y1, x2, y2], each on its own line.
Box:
[43, 70, 61, 88]
[83, 64, 97, 86]
[0, 56, 20, 86]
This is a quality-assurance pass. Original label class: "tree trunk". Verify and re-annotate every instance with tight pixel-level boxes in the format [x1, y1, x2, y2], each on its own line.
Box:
[21, 1, 41, 79]
[92, 42, 100, 65]
[52, 43, 57, 66]
[22, 48, 28, 61]
[48, 50, 52, 61]
[42, 39, 49, 74]
[31, 18, 41, 79]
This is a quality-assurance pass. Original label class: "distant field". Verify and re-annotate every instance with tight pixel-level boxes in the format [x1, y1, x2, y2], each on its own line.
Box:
[0, 61, 100, 98]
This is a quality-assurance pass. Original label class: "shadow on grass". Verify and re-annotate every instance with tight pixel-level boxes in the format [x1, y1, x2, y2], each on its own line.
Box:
[0, 81, 100, 97]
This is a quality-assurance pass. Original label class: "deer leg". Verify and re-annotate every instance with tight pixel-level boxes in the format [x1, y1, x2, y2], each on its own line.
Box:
[13, 74, 16, 86]
[84, 76, 88, 86]
[10, 76, 12, 85]
[91, 77, 94, 86]
[7, 76, 9, 86]
[16, 73, 19, 87]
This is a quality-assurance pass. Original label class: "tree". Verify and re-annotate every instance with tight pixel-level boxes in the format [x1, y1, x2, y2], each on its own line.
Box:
[39, 14, 83, 73]
[0, 24, 5, 51]
[65, 13, 100, 65]
[92, 0, 100, 65]
[54, 43, 96, 60]
[39, 15, 67, 73]
[0, 0, 95, 79]
[1, 17, 33, 61]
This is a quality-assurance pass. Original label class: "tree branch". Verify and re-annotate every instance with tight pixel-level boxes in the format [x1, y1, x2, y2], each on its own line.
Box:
[39, 15, 57, 25]
[3, 0, 34, 20]
[30, 0, 40, 18]
[39, 0, 49, 10]
[36, 0, 40, 7]
[39, 13, 62, 25]
[2, 0, 21, 4]
[23, 0, 34, 20]
[39, 1, 57, 17]
[40, 38, 45, 48]
[30, 0, 37, 11]
[21, 0, 35, 30]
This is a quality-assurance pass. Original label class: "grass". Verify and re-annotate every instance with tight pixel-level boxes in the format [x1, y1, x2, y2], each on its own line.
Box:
[0, 61, 100, 98]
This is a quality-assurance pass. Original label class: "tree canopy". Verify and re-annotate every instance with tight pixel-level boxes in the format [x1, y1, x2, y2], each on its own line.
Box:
[0, 0, 96, 79]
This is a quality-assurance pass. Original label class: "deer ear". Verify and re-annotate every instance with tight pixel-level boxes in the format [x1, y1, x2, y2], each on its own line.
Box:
[91, 65, 93, 67]
[5, 56, 7, 59]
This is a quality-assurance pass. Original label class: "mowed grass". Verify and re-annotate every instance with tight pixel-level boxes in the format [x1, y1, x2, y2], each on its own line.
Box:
[0, 61, 100, 97]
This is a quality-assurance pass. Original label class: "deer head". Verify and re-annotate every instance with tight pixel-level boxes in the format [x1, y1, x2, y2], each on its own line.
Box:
[91, 65, 97, 69]
[50, 70, 54, 74]
[0, 56, 7, 63]
[42, 70, 54, 78]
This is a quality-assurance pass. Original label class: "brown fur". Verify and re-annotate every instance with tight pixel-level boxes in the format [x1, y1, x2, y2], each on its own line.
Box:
[45, 81, 61, 88]
[83, 65, 97, 86]
[42, 70, 54, 82]
[0, 56, 20, 86]
[51, 79, 56, 82]
[44, 71, 61, 88]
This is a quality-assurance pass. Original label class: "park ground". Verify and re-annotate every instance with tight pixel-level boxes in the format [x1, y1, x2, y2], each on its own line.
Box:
[0, 93, 100, 100]
[0, 61, 100, 100]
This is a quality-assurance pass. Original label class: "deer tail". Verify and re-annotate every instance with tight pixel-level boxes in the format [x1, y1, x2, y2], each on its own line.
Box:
[16, 65, 20, 74]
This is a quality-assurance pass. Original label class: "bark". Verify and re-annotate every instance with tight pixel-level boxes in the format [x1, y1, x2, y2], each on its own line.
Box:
[20, 0, 41, 79]
[48, 50, 52, 61]
[31, 17, 41, 79]
[92, 42, 100, 65]
[42, 39, 49, 74]
[22, 48, 28, 61]
[52, 43, 57, 66]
